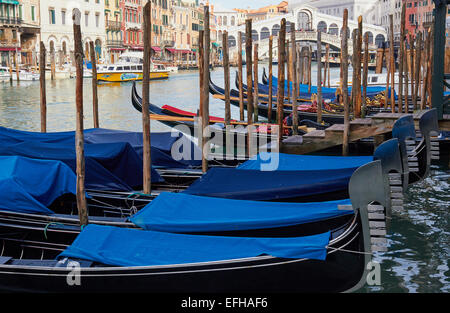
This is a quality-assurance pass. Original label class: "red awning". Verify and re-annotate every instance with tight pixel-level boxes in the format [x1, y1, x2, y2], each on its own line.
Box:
[151, 46, 161, 52]
[165, 48, 194, 54]
[0, 47, 21, 51]
[110, 48, 126, 51]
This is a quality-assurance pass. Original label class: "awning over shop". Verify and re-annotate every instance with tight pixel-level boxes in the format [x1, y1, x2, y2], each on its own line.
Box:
[165, 48, 195, 54]
[151, 46, 161, 52]
[0, 0, 20, 5]
[0, 47, 21, 51]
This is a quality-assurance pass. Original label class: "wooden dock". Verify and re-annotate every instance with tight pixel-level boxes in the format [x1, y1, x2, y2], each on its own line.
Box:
[281, 110, 447, 155]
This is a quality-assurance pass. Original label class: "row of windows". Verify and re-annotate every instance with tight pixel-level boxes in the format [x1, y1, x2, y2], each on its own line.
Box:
[48, 9, 101, 28]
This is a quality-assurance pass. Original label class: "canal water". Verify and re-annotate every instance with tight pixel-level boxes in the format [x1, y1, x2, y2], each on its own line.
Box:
[0, 65, 448, 293]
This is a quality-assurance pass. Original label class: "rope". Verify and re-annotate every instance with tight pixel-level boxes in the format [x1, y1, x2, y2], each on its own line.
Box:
[43, 222, 66, 239]
[326, 245, 374, 256]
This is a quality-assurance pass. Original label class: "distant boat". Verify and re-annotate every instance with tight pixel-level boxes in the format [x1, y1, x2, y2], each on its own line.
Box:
[97, 52, 169, 82]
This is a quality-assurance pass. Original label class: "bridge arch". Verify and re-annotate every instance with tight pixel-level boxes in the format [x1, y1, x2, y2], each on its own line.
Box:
[272, 24, 280, 36]
[228, 35, 236, 48]
[297, 9, 312, 30]
[328, 23, 338, 35]
[375, 34, 385, 46]
[365, 31, 374, 44]
[260, 27, 270, 40]
[252, 29, 259, 41]
[317, 21, 327, 33]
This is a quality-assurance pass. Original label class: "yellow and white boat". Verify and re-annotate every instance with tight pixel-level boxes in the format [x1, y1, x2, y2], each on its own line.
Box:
[97, 52, 169, 82]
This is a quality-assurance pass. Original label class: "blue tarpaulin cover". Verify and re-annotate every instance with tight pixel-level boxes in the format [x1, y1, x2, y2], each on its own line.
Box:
[183, 166, 357, 201]
[0, 127, 200, 168]
[269, 75, 396, 101]
[0, 141, 163, 191]
[237, 152, 373, 171]
[58, 224, 331, 266]
[0, 156, 76, 214]
[130, 192, 353, 232]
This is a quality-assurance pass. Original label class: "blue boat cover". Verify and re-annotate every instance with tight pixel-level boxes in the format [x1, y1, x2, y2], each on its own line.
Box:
[237, 152, 373, 171]
[0, 156, 76, 214]
[183, 167, 356, 200]
[270, 75, 396, 101]
[58, 224, 331, 266]
[0, 141, 163, 191]
[130, 192, 353, 232]
[0, 127, 200, 168]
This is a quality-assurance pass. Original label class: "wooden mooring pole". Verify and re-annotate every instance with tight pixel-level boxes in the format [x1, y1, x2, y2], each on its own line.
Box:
[291, 24, 299, 135]
[238, 31, 245, 121]
[253, 43, 259, 123]
[414, 32, 422, 110]
[40, 42, 47, 133]
[389, 14, 395, 113]
[142, 2, 152, 193]
[341, 9, 350, 156]
[268, 35, 273, 122]
[202, 6, 210, 173]
[245, 19, 253, 126]
[89, 41, 99, 128]
[277, 19, 286, 141]
[316, 31, 322, 124]
[73, 9, 88, 226]
[398, 3, 406, 113]
[223, 31, 231, 125]
[362, 32, 369, 118]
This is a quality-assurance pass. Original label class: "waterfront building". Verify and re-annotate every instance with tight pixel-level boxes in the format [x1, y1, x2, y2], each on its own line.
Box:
[169, 0, 191, 61]
[121, 0, 144, 52]
[19, 0, 40, 67]
[39, 0, 107, 64]
[105, 0, 124, 63]
[150, 0, 172, 58]
[0, 0, 22, 67]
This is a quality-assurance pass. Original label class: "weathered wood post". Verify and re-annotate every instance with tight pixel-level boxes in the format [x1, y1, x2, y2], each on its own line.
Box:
[40, 42, 47, 133]
[142, 2, 152, 194]
[277, 19, 286, 142]
[202, 6, 211, 173]
[291, 24, 299, 134]
[423, 28, 432, 109]
[317, 30, 322, 124]
[73, 8, 88, 226]
[354, 16, 363, 118]
[426, 26, 434, 108]
[14, 50, 19, 81]
[385, 49, 391, 109]
[398, 3, 406, 112]
[409, 33, 415, 111]
[223, 31, 231, 125]
[414, 32, 422, 110]
[89, 42, 99, 128]
[403, 41, 409, 113]
[389, 14, 395, 112]
[307, 45, 312, 93]
[253, 43, 259, 122]
[238, 32, 245, 121]
[286, 39, 290, 103]
[342, 9, 350, 156]
[245, 19, 253, 126]
[268, 35, 273, 122]
[50, 46, 55, 81]
[362, 32, 369, 118]
[351, 30, 357, 115]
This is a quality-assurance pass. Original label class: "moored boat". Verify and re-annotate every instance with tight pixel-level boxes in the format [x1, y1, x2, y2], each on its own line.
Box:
[97, 52, 169, 82]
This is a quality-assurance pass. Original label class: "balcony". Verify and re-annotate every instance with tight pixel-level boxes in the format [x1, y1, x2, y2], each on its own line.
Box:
[107, 20, 121, 31]
[106, 40, 124, 48]
[0, 17, 22, 25]
[162, 40, 175, 47]
[125, 21, 141, 30]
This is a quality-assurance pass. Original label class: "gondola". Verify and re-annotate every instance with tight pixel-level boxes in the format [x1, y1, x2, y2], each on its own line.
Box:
[0, 160, 389, 293]
[0, 111, 438, 236]
[209, 76, 346, 125]
[0, 135, 407, 232]
[131, 81, 279, 151]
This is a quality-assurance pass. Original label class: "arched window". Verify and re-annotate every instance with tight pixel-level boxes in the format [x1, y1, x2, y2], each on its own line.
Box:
[317, 21, 327, 33]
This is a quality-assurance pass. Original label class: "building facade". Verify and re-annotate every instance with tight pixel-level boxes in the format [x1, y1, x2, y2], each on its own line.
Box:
[39, 0, 107, 64]
[121, 0, 144, 52]
[19, 0, 40, 66]
[105, 0, 124, 63]
[0, 0, 22, 66]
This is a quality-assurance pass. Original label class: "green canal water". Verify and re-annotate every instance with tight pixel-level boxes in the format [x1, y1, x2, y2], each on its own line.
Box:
[0, 66, 448, 293]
